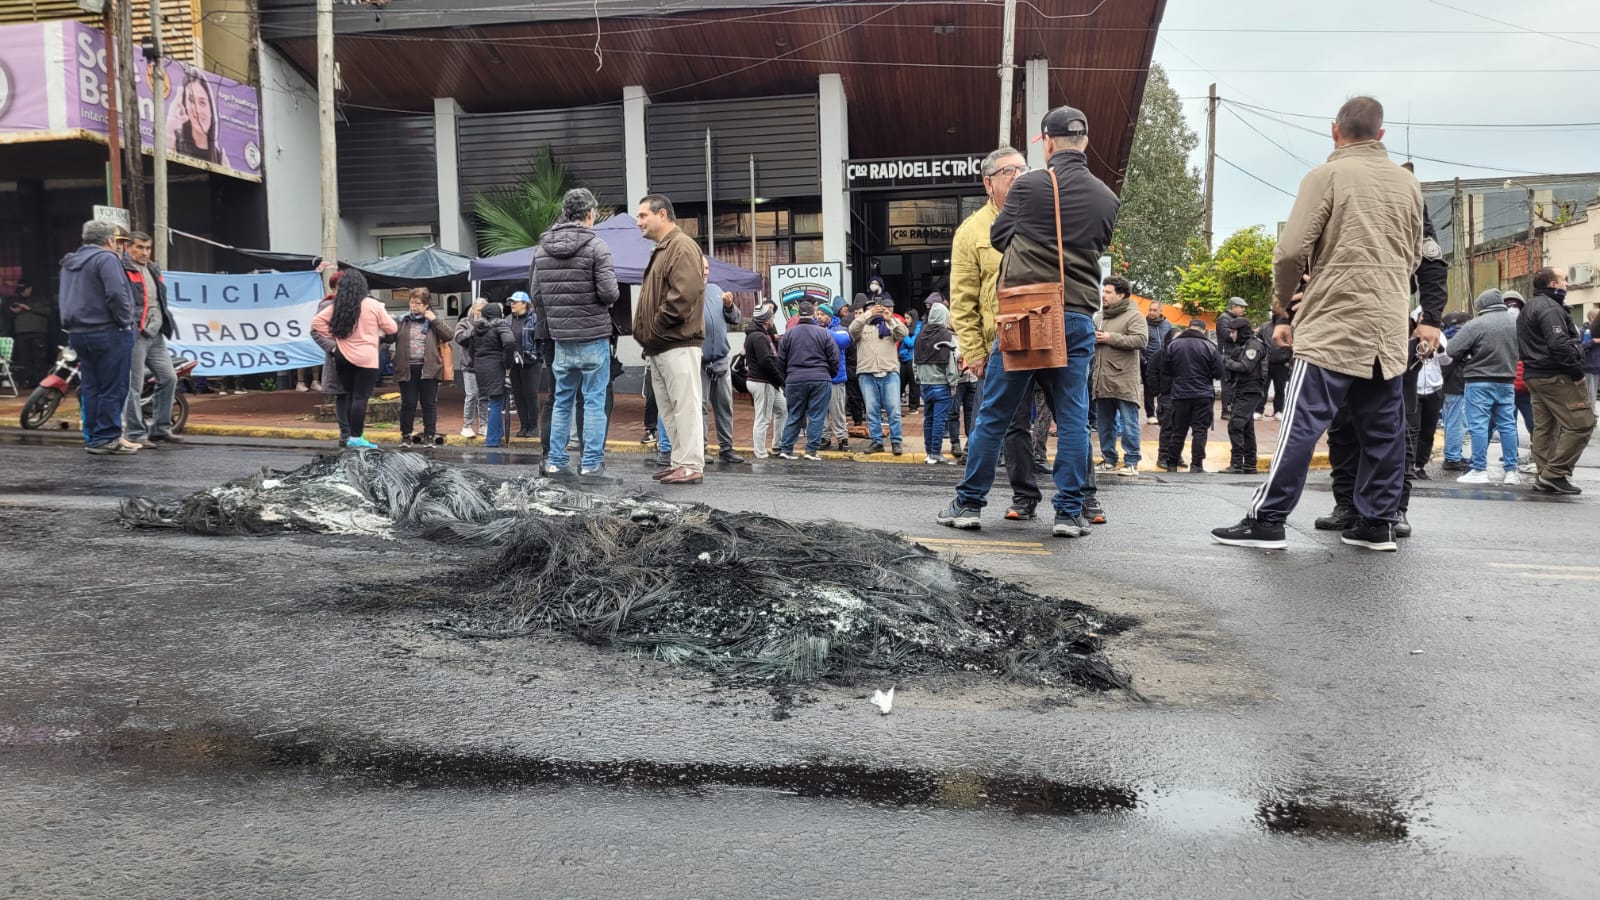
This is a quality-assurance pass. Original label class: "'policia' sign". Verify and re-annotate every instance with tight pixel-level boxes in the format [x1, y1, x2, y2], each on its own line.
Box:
[846, 154, 986, 191]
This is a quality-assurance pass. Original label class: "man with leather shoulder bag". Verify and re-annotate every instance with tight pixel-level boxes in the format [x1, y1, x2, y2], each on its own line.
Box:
[935, 106, 1119, 538]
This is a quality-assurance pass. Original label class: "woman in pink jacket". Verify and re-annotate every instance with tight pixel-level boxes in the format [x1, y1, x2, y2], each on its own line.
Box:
[311, 270, 397, 449]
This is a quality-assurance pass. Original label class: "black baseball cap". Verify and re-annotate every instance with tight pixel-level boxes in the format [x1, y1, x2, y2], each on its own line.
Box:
[1031, 105, 1088, 143]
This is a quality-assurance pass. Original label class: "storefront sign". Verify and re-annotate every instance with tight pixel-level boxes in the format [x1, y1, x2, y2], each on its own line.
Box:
[845, 155, 986, 191]
[166, 270, 326, 375]
[769, 261, 845, 330]
[888, 224, 956, 249]
[0, 21, 262, 181]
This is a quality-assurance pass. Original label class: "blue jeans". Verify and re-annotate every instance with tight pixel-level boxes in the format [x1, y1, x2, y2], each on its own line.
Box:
[546, 338, 612, 470]
[955, 311, 1096, 517]
[859, 370, 903, 445]
[779, 380, 832, 453]
[1093, 397, 1142, 466]
[1441, 392, 1466, 462]
[921, 383, 953, 456]
[1465, 382, 1517, 472]
[484, 395, 509, 447]
[69, 328, 135, 448]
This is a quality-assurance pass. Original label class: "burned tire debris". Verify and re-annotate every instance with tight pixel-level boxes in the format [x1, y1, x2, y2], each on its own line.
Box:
[121, 450, 1135, 692]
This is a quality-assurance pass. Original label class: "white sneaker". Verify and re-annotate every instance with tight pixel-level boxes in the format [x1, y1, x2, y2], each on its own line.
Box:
[1095, 461, 1117, 473]
[1517, 461, 1537, 475]
[1501, 470, 1523, 486]
[924, 454, 946, 465]
[1252, 412, 1263, 420]
[295, 383, 309, 392]
[1117, 464, 1139, 477]
[1145, 416, 1158, 425]
[235, 388, 248, 395]
[311, 381, 323, 392]
[1456, 470, 1492, 484]
[460, 426, 476, 438]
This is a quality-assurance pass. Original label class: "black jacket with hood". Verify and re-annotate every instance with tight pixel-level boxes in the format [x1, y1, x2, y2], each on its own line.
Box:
[990, 149, 1118, 317]
[743, 321, 784, 388]
[456, 309, 516, 398]
[1224, 324, 1268, 391]
[1518, 287, 1584, 380]
[1161, 328, 1224, 401]
[58, 244, 136, 332]
[532, 221, 620, 343]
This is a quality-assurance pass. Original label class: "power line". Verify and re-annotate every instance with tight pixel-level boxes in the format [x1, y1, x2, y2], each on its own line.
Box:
[1223, 99, 1600, 130]
[1223, 104, 1314, 168]
[1426, 0, 1600, 53]
[1214, 154, 1296, 198]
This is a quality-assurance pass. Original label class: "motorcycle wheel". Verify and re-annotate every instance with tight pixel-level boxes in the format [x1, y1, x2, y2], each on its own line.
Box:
[20, 386, 62, 429]
[171, 392, 190, 433]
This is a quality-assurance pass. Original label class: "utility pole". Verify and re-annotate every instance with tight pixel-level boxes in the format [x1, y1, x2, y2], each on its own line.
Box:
[1203, 83, 1217, 251]
[705, 128, 714, 257]
[1526, 187, 1538, 282]
[150, 0, 169, 267]
[116, 0, 147, 232]
[317, 0, 339, 279]
[749, 154, 757, 274]
[104, 5, 123, 208]
[997, 0, 1018, 147]
[1466, 191, 1476, 300]
[1449, 177, 1468, 313]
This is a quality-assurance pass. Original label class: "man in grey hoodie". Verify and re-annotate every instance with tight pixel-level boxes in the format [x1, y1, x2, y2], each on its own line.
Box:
[1448, 289, 1521, 484]
[699, 255, 745, 464]
[58, 220, 139, 455]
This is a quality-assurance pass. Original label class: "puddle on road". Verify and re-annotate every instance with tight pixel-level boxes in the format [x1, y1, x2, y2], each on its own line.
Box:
[7, 721, 1410, 840]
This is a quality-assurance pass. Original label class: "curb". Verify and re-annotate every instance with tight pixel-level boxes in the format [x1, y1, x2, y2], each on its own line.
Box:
[175, 423, 1332, 471]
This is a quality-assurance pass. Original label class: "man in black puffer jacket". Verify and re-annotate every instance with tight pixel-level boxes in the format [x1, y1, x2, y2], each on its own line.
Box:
[1518, 266, 1595, 494]
[1157, 320, 1223, 472]
[532, 188, 620, 477]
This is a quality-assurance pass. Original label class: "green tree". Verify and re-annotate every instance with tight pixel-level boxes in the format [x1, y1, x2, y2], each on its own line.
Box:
[473, 146, 607, 256]
[1173, 227, 1276, 317]
[1112, 64, 1205, 302]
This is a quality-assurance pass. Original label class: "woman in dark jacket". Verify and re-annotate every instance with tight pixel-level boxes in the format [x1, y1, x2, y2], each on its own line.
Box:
[388, 287, 453, 445]
[743, 303, 787, 458]
[456, 302, 516, 447]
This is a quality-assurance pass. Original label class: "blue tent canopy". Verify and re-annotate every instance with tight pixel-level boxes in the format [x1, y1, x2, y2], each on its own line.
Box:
[469, 215, 764, 291]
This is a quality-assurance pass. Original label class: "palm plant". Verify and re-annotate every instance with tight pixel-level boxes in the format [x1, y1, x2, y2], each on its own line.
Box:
[473, 146, 605, 256]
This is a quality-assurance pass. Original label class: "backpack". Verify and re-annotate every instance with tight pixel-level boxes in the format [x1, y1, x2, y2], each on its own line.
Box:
[730, 352, 750, 394]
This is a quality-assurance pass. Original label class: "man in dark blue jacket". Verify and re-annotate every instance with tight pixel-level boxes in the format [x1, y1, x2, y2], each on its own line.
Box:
[776, 301, 840, 460]
[1157, 320, 1223, 472]
[58, 220, 138, 455]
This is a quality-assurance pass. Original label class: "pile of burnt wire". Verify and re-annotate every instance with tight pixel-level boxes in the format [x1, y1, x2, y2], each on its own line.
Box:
[120, 451, 1134, 691]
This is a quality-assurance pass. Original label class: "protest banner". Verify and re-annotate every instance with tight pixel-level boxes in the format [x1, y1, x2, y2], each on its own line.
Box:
[165, 270, 325, 375]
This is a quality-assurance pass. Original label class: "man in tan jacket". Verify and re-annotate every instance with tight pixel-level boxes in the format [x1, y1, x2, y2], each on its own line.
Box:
[634, 194, 708, 485]
[1212, 96, 1425, 553]
[1092, 276, 1148, 476]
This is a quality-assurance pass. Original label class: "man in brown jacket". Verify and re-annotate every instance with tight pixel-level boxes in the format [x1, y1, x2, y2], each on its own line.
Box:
[1212, 96, 1425, 553]
[1092, 276, 1148, 476]
[634, 194, 708, 484]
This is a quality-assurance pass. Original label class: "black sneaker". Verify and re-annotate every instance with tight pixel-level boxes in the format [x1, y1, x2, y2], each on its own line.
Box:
[838, 439, 850, 451]
[1051, 513, 1093, 538]
[1004, 503, 1037, 521]
[866, 442, 885, 454]
[1158, 459, 1179, 473]
[1412, 467, 1431, 481]
[818, 439, 836, 451]
[891, 442, 904, 456]
[1441, 459, 1468, 472]
[1083, 497, 1107, 525]
[1221, 465, 1256, 475]
[1394, 512, 1412, 538]
[718, 449, 747, 464]
[1313, 505, 1358, 531]
[1341, 519, 1398, 552]
[936, 502, 981, 530]
[1211, 517, 1287, 550]
[640, 431, 657, 445]
[1535, 474, 1582, 495]
[652, 452, 672, 468]
[1188, 464, 1206, 473]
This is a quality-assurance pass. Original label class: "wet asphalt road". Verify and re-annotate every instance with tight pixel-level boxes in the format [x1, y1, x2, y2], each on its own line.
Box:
[2, 432, 1598, 898]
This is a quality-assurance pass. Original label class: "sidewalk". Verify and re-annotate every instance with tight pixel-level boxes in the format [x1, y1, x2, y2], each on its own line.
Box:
[0, 381, 1324, 470]
[0, 381, 1327, 471]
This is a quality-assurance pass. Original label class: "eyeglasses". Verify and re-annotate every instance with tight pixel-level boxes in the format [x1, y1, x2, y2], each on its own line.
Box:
[987, 164, 1030, 178]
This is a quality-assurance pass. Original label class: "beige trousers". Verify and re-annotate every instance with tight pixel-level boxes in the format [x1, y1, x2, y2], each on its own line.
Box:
[650, 346, 706, 473]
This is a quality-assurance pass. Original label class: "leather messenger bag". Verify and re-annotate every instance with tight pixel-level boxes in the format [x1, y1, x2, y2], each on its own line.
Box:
[995, 169, 1068, 372]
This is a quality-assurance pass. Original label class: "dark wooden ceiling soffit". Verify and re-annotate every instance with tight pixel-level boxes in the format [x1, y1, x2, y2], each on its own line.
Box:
[268, 0, 1166, 190]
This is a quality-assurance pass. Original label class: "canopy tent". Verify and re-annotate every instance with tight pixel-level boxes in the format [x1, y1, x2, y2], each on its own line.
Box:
[347, 245, 473, 293]
[469, 216, 764, 291]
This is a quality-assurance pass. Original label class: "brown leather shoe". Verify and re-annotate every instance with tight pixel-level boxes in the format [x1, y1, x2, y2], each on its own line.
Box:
[659, 468, 704, 485]
[652, 466, 676, 481]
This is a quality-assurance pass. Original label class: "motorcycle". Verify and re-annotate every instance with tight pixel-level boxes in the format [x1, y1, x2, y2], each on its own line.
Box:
[20, 344, 196, 433]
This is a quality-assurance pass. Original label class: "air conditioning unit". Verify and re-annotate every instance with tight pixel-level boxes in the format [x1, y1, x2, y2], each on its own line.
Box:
[1569, 263, 1596, 287]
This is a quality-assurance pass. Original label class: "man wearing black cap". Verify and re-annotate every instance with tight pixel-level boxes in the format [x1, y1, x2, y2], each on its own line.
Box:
[1216, 297, 1248, 411]
[936, 105, 1118, 537]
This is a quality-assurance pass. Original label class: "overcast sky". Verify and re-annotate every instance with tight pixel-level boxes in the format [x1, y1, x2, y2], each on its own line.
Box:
[1152, 0, 1600, 240]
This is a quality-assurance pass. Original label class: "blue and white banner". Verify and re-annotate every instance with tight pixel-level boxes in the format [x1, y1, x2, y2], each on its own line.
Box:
[165, 270, 325, 375]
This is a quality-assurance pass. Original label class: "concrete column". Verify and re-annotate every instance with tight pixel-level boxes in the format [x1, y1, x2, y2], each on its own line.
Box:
[818, 73, 849, 268]
[433, 97, 475, 254]
[1024, 57, 1050, 170]
[624, 86, 650, 208]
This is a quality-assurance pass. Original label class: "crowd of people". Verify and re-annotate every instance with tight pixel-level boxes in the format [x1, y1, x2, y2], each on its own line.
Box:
[40, 97, 1598, 551]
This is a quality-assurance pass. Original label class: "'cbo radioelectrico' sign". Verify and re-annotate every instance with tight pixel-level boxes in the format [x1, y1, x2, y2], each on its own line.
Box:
[845, 155, 986, 191]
